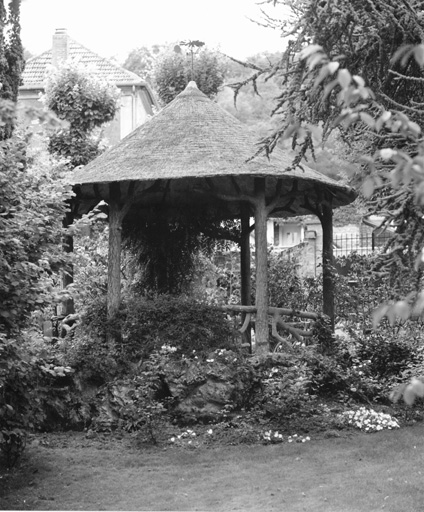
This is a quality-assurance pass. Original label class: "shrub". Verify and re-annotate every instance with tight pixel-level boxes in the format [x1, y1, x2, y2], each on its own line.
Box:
[121, 295, 237, 357]
[355, 331, 419, 379]
[243, 353, 315, 419]
[58, 332, 122, 384]
[296, 348, 385, 403]
[59, 294, 238, 384]
[267, 250, 322, 311]
[0, 334, 79, 468]
[0, 130, 73, 336]
[105, 352, 173, 444]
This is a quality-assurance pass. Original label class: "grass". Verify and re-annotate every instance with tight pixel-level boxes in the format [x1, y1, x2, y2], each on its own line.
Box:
[1, 422, 424, 511]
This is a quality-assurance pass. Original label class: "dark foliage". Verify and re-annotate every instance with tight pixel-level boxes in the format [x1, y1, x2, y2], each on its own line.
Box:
[47, 129, 103, 168]
[60, 295, 237, 384]
[0, 334, 80, 468]
[356, 331, 419, 380]
[0, 118, 73, 336]
[123, 209, 240, 296]
[0, 0, 24, 139]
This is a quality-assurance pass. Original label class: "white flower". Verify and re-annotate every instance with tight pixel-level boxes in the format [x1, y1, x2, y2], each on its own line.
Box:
[207, 429, 213, 435]
[344, 407, 400, 432]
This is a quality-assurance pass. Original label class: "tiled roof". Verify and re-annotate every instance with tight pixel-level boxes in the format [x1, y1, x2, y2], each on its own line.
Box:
[21, 38, 142, 87]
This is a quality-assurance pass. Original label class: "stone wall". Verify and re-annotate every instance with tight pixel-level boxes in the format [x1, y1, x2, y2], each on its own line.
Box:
[275, 241, 318, 278]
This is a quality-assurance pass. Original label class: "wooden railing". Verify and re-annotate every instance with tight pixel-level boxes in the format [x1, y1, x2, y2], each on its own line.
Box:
[219, 305, 319, 352]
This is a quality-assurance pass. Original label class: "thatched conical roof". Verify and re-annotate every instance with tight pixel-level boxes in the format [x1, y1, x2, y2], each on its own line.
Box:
[72, 82, 356, 218]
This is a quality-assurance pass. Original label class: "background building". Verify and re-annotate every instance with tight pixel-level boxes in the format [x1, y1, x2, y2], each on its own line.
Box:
[18, 28, 158, 145]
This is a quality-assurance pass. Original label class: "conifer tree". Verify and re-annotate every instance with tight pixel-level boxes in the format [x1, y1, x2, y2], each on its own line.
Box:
[0, 0, 24, 139]
[236, 0, 424, 295]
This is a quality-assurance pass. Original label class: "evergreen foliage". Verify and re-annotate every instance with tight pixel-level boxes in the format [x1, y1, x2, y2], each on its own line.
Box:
[235, 0, 424, 297]
[0, 0, 24, 139]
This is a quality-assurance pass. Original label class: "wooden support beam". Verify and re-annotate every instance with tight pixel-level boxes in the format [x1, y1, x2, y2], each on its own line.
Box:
[61, 210, 75, 319]
[107, 185, 123, 322]
[254, 177, 269, 354]
[271, 315, 294, 352]
[219, 304, 318, 320]
[239, 313, 251, 334]
[320, 198, 335, 328]
[273, 314, 302, 341]
[106, 182, 136, 326]
[240, 203, 252, 348]
[302, 186, 336, 330]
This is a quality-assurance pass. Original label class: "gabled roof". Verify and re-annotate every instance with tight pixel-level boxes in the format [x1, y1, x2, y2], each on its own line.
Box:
[21, 37, 143, 88]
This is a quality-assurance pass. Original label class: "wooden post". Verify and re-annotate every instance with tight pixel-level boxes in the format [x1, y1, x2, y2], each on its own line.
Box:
[61, 210, 75, 318]
[254, 178, 269, 354]
[240, 203, 251, 348]
[107, 200, 123, 321]
[105, 182, 136, 343]
[320, 200, 335, 328]
[107, 182, 132, 324]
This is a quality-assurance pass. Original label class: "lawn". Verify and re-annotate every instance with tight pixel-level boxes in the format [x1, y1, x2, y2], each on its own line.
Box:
[1, 422, 424, 511]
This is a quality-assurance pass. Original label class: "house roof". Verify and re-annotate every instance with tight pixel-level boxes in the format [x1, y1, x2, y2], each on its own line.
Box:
[21, 36, 144, 89]
[72, 82, 357, 219]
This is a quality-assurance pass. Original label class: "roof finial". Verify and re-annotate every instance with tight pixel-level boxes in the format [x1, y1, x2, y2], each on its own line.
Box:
[179, 40, 205, 82]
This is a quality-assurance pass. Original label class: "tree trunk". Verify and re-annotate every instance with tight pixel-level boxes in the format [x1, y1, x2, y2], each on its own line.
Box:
[254, 178, 269, 354]
[240, 203, 251, 349]
[320, 201, 335, 328]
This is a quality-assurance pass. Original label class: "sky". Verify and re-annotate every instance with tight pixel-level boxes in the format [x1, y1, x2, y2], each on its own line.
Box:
[20, 0, 288, 62]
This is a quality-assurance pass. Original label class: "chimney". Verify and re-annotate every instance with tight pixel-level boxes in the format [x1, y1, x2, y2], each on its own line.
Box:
[52, 28, 69, 67]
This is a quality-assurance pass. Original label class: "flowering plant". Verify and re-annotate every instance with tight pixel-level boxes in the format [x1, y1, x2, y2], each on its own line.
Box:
[262, 430, 311, 444]
[170, 428, 197, 445]
[160, 345, 177, 354]
[340, 407, 400, 432]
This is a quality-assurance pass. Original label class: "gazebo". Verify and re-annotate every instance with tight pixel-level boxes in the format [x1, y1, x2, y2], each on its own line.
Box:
[72, 82, 356, 353]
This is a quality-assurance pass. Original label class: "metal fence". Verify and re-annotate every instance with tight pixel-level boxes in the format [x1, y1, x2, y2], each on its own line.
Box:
[333, 232, 392, 257]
